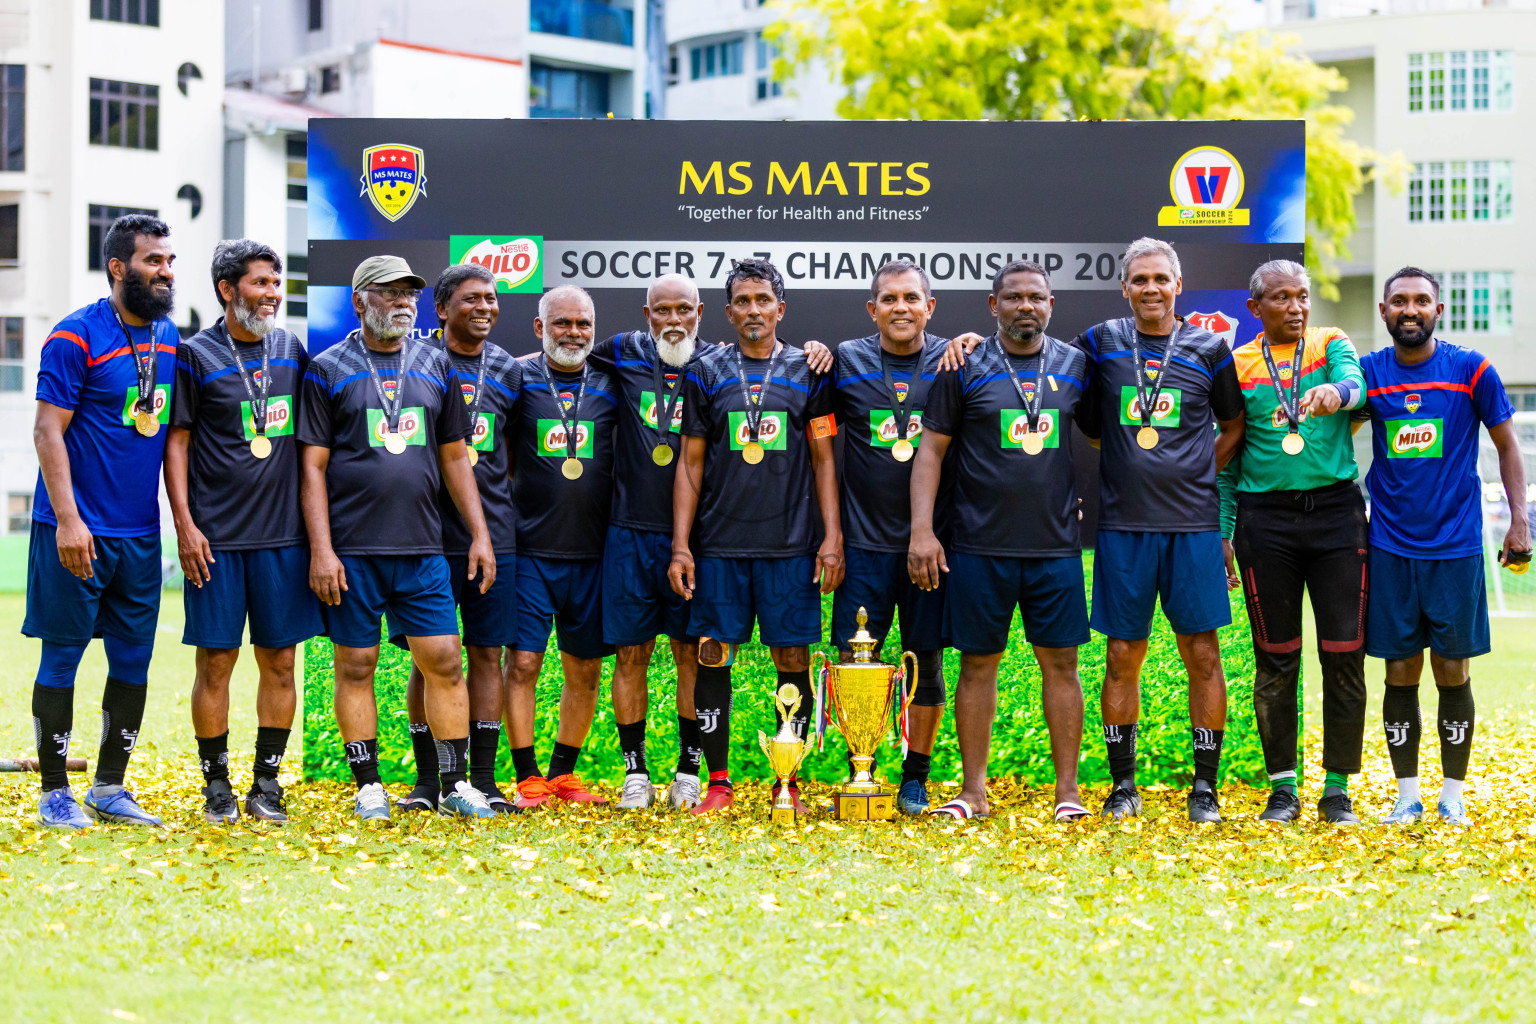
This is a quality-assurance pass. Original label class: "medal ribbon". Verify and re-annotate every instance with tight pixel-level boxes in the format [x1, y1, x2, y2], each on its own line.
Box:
[648, 332, 685, 450]
[994, 335, 1046, 433]
[225, 325, 272, 438]
[1129, 324, 1183, 431]
[465, 345, 490, 421]
[733, 342, 782, 444]
[878, 342, 926, 441]
[109, 301, 158, 416]
[356, 332, 420, 434]
[534, 357, 588, 460]
[1259, 333, 1306, 435]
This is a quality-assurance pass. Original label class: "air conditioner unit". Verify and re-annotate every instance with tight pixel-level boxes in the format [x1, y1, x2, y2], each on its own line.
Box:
[279, 67, 309, 95]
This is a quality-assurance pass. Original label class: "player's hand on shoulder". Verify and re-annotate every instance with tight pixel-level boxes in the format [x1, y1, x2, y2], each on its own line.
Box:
[936, 333, 987, 372]
[803, 339, 833, 375]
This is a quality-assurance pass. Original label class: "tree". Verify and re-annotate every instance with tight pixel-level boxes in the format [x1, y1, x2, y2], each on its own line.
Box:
[770, 0, 1400, 299]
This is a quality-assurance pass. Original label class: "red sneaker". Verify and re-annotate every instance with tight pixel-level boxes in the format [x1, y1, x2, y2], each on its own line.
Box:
[690, 785, 736, 815]
[772, 781, 811, 816]
[547, 773, 608, 805]
[515, 775, 555, 810]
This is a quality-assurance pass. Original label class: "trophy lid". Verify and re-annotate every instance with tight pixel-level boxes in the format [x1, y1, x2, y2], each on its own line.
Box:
[848, 607, 879, 662]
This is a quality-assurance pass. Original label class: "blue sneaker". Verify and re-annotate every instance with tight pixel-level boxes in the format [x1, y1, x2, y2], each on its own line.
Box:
[37, 787, 92, 830]
[1382, 796, 1424, 824]
[897, 779, 930, 816]
[354, 782, 392, 821]
[1437, 797, 1472, 826]
[437, 780, 495, 819]
[83, 785, 163, 826]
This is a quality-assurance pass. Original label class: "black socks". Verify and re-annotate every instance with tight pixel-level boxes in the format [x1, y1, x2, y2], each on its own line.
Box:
[1383, 685, 1422, 780]
[617, 719, 648, 777]
[546, 741, 581, 780]
[1104, 722, 1138, 785]
[694, 664, 733, 779]
[95, 678, 146, 788]
[901, 750, 931, 786]
[511, 745, 540, 783]
[470, 720, 501, 789]
[676, 713, 703, 777]
[31, 684, 73, 792]
[197, 732, 230, 784]
[409, 721, 437, 787]
[1437, 681, 1475, 781]
[1192, 727, 1224, 785]
[436, 736, 470, 792]
[346, 737, 381, 788]
[253, 726, 290, 783]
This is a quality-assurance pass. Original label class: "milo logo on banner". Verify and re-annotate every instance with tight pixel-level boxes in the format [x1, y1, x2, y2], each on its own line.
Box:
[640, 390, 685, 433]
[470, 412, 495, 451]
[241, 397, 294, 439]
[366, 407, 426, 447]
[728, 410, 786, 450]
[1000, 409, 1060, 448]
[120, 384, 171, 427]
[869, 410, 923, 448]
[1118, 386, 1181, 427]
[1386, 418, 1443, 458]
[537, 419, 594, 458]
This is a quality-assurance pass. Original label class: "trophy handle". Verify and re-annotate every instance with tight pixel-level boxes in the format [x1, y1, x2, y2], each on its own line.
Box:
[899, 651, 919, 718]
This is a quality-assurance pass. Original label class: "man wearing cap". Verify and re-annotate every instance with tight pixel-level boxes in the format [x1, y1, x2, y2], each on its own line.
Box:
[297, 255, 496, 820]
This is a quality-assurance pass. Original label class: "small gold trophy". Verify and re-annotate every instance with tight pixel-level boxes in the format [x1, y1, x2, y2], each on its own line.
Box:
[818, 607, 917, 821]
[758, 682, 809, 824]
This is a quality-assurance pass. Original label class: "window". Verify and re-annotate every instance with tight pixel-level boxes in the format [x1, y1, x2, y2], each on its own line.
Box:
[1408, 161, 1513, 223]
[0, 65, 21, 171]
[89, 78, 159, 150]
[0, 318, 20, 393]
[530, 63, 610, 118]
[1410, 51, 1513, 114]
[87, 204, 157, 271]
[1437, 272, 1514, 334]
[0, 203, 15, 263]
[285, 254, 308, 321]
[6, 492, 30, 533]
[309, 0, 324, 32]
[90, 0, 160, 26]
[320, 65, 341, 94]
[286, 134, 307, 201]
[690, 39, 745, 81]
[755, 32, 782, 101]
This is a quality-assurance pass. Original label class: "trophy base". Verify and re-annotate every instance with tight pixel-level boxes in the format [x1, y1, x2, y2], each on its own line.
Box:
[769, 803, 798, 825]
[833, 790, 893, 821]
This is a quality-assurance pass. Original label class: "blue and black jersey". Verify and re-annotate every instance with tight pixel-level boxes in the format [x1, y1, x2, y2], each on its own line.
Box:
[433, 337, 520, 556]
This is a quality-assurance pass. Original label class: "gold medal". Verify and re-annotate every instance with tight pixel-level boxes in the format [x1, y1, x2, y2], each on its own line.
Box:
[892, 438, 915, 462]
[742, 441, 765, 465]
[1281, 432, 1305, 456]
[134, 409, 159, 437]
[652, 443, 674, 467]
[467, 446, 480, 467]
[250, 435, 272, 459]
[562, 457, 584, 480]
[1136, 426, 1158, 450]
[1021, 431, 1045, 455]
[383, 432, 407, 455]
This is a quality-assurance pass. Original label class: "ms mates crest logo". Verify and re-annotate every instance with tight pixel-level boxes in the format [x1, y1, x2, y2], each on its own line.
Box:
[361, 144, 427, 221]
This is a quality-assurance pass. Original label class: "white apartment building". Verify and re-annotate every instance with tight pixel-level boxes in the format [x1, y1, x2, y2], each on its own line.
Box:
[664, 0, 838, 119]
[1275, 1, 1536, 401]
[0, 0, 224, 569]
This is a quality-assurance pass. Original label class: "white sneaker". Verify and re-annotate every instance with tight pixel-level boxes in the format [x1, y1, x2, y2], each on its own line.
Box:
[438, 780, 495, 818]
[667, 773, 701, 810]
[618, 773, 657, 810]
[354, 782, 391, 821]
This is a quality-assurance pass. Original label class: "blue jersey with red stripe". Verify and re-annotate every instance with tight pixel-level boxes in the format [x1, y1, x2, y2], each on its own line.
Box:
[34, 298, 179, 536]
[1359, 340, 1512, 558]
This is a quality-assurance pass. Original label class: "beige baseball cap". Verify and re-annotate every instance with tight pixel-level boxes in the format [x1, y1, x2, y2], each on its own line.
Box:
[352, 254, 427, 291]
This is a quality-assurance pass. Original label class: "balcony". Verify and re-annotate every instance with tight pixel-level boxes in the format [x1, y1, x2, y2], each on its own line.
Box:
[530, 0, 634, 47]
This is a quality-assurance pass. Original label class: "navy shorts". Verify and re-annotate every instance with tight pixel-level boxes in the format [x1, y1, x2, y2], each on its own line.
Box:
[1366, 549, 1490, 660]
[945, 551, 1089, 653]
[831, 545, 947, 653]
[1090, 530, 1232, 641]
[182, 545, 324, 649]
[602, 526, 694, 646]
[689, 555, 821, 647]
[387, 551, 518, 650]
[22, 522, 161, 645]
[512, 555, 611, 659]
[324, 554, 460, 648]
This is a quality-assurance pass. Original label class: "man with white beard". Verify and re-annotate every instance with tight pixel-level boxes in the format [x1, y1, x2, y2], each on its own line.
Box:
[501, 285, 623, 809]
[166, 239, 323, 823]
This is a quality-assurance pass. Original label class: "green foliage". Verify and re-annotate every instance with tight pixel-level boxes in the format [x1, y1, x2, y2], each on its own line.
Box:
[303, 557, 1265, 786]
[768, 0, 1405, 299]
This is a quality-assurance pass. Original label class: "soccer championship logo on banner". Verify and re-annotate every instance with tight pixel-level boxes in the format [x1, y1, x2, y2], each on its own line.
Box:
[1158, 146, 1249, 226]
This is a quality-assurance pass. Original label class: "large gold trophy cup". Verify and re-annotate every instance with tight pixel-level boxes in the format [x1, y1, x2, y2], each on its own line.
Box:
[814, 607, 917, 821]
[758, 683, 810, 824]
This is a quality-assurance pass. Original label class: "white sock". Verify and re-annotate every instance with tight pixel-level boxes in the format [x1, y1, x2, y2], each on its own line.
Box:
[1441, 778, 1463, 803]
[1396, 776, 1420, 802]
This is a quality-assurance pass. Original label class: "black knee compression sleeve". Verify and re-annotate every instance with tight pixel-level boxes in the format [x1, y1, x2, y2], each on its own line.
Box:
[910, 650, 945, 706]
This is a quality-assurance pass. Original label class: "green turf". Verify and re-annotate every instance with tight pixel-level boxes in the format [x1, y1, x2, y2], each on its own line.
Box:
[4, 594, 1536, 1023]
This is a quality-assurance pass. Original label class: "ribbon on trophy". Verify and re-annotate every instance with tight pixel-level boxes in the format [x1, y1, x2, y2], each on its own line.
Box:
[811, 652, 833, 753]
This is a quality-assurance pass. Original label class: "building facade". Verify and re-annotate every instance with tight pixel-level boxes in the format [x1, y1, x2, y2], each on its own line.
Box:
[663, 0, 838, 120]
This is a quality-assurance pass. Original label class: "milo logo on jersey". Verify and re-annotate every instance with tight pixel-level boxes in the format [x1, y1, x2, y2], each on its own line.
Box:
[119, 384, 171, 427]
[640, 390, 685, 433]
[869, 410, 924, 448]
[1118, 386, 1181, 427]
[1000, 409, 1060, 449]
[1270, 404, 1308, 430]
[470, 412, 495, 452]
[366, 407, 426, 447]
[1386, 418, 1443, 458]
[727, 410, 786, 450]
[241, 397, 295, 439]
[536, 419, 594, 458]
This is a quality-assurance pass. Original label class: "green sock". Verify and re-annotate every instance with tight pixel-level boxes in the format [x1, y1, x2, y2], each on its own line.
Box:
[1269, 771, 1297, 793]
[1323, 771, 1349, 795]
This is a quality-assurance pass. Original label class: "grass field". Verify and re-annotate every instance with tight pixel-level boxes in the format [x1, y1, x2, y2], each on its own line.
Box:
[3, 592, 1536, 1022]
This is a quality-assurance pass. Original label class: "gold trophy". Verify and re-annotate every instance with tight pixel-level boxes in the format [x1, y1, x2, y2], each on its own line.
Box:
[758, 682, 810, 824]
[815, 607, 917, 821]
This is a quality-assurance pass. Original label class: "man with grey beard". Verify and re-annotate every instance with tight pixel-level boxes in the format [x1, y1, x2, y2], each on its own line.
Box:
[166, 238, 323, 824]
[297, 255, 495, 820]
[501, 285, 623, 810]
